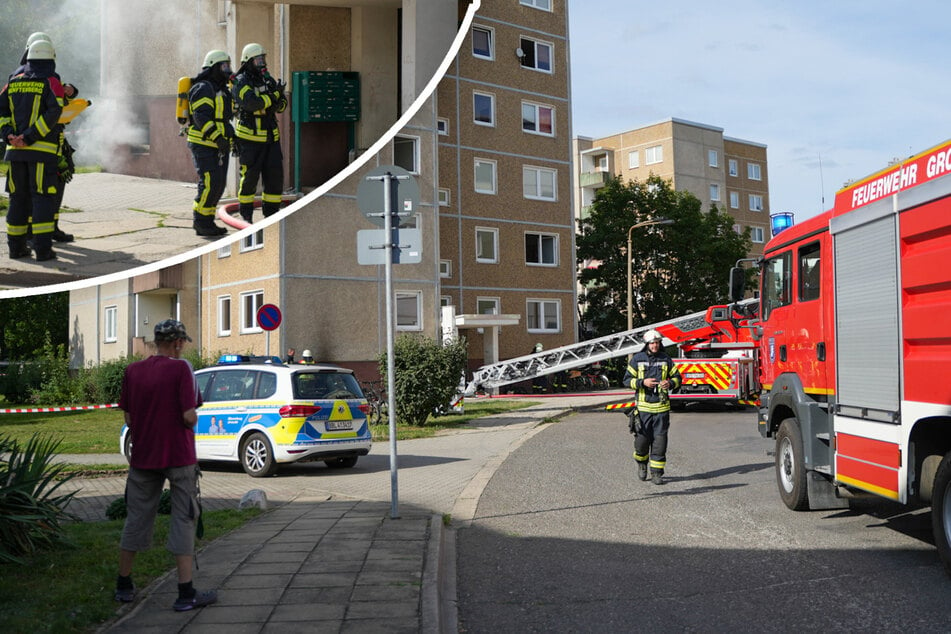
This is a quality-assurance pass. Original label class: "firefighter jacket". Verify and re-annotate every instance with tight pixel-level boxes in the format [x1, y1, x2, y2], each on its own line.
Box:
[0, 61, 64, 163]
[186, 70, 234, 150]
[623, 349, 682, 414]
[232, 69, 285, 144]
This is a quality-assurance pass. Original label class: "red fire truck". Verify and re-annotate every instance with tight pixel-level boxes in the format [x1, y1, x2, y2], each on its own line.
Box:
[747, 139, 951, 573]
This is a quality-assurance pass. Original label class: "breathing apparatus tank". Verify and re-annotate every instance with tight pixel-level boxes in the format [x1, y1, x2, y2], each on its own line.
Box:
[176, 76, 191, 128]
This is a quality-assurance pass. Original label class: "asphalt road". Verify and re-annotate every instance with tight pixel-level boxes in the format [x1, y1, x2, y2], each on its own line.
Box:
[456, 407, 951, 632]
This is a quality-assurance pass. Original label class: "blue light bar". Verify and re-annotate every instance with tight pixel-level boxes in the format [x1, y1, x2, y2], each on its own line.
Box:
[770, 212, 795, 237]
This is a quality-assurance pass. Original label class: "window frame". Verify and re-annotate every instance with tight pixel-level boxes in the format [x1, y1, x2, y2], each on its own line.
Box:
[436, 117, 449, 136]
[708, 149, 719, 167]
[729, 191, 739, 209]
[709, 183, 721, 202]
[476, 226, 499, 264]
[748, 162, 762, 181]
[394, 134, 420, 174]
[239, 290, 265, 334]
[476, 296, 501, 315]
[437, 188, 450, 206]
[525, 231, 558, 267]
[439, 259, 452, 278]
[728, 159, 738, 177]
[645, 145, 663, 165]
[628, 150, 639, 169]
[523, 165, 557, 201]
[751, 226, 765, 243]
[395, 291, 423, 332]
[520, 0, 552, 10]
[217, 295, 232, 337]
[749, 194, 764, 212]
[521, 101, 554, 136]
[104, 305, 118, 343]
[519, 36, 553, 73]
[526, 298, 561, 333]
[473, 91, 495, 127]
[474, 158, 497, 195]
[798, 241, 821, 302]
[240, 229, 264, 252]
[472, 25, 494, 60]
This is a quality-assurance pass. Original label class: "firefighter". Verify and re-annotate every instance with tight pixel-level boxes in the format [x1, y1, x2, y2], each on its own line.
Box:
[1, 39, 64, 261]
[186, 50, 233, 237]
[232, 43, 286, 223]
[622, 329, 682, 485]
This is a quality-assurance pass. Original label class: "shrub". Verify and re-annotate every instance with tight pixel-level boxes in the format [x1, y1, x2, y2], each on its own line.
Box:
[380, 335, 467, 426]
[0, 361, 44, 404]
[83, 355, 140, 404]
[29, 337, 84, 406]
[0, 434, 77, 564]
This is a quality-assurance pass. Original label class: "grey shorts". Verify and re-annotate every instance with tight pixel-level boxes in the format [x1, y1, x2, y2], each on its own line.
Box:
[120, 464, 200, 556]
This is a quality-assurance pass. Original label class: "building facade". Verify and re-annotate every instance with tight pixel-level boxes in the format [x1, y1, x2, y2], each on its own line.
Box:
[70, 0, 577, 383]
[574, 118, 770, 258]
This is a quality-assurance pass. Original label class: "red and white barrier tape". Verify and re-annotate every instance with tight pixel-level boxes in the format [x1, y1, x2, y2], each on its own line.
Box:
[0, 403, 118, 414]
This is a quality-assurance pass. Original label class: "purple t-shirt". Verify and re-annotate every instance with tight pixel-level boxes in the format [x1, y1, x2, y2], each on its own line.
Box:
[119, 355, 201, 469]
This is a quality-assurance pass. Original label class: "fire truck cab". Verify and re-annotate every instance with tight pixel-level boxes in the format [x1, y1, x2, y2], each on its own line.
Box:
[749, 139, 951, 574]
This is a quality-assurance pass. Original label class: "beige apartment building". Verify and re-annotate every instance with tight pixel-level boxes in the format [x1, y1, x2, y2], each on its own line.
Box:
[70, 0, 577, 381]
[574, 118, 770, 258]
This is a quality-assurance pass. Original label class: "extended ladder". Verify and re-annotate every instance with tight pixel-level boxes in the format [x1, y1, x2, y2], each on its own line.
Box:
[465, 307, 716, 394]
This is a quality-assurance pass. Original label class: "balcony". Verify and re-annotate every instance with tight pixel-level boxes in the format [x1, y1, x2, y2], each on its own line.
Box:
[132, 264, 183, 293]
[579, 171, 609, 189]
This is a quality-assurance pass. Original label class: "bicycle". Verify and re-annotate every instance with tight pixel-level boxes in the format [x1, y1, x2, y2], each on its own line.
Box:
[359, 380, 388, 425]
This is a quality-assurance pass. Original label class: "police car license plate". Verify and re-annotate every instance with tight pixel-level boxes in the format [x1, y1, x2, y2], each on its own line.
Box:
[326, 420, 353, 431]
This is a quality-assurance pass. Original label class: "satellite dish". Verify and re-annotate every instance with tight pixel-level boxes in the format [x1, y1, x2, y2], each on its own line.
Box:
[515, 47, 524, 59]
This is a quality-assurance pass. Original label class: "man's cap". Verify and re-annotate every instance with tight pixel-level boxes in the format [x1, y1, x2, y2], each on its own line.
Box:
[154, 319, 192, 342]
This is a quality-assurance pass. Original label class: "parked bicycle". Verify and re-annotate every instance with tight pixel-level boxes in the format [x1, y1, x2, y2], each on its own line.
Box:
[359, 380, 388, 425]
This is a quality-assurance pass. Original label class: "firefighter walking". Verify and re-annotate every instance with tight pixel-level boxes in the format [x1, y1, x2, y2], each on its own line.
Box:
[232, 43, 286, 223]
[186, 50, 233, 237]
[623, 329, 681, 485]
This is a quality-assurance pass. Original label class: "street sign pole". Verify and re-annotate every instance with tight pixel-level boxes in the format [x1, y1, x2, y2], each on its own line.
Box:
[382, 172, 400, 519]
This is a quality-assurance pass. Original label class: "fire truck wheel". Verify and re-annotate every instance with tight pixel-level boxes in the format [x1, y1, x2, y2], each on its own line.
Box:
[931, 452, 951, 576]
[776, 418, 809, 511]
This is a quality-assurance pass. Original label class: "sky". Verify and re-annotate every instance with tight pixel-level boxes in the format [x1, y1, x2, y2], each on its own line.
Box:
[567, 0, 951, 221]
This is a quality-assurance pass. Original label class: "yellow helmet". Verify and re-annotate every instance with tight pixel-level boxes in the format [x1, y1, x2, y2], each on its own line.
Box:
[202, 49, 230, 69]
[240, 43, 266, 64]
[27, 40, 55, 61]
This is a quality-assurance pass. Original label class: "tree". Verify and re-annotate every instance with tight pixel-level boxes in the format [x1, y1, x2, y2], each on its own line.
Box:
[576, 174, 751, 336]
[0, 294, 69, 360]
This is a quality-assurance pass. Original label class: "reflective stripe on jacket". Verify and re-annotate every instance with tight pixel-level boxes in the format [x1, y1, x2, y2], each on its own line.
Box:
[186, 79, 234, 149]
[232, 72, 284, 143]
[0, 73, 64, 162]
[622, 350, 682, 414]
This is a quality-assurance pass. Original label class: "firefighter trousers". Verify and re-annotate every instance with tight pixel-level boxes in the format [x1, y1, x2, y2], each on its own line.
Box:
[237, 140, 283, 221]
[6, 160, 58, 253]
[633, 410, 670, 475]
[190, 145, 229, 224]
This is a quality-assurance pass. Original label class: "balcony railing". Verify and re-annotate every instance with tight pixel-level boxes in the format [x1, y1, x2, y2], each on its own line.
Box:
[579, 171, 609, 188]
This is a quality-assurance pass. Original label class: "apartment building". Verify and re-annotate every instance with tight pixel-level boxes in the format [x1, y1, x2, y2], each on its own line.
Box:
[574, 118, 770, 257]
[70, 0, 577, 381]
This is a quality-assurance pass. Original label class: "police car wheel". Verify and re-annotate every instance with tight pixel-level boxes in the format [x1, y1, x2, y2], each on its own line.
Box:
[776, 418, 808, 511]
[325, 456, 358, 469]
[931, 451, 951, 577]
[241, 432, 277, 477]
[122, 433, 133, 464]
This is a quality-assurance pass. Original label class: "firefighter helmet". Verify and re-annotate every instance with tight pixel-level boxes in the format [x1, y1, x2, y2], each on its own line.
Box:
[302, 349, 313, 358]
[240, 43, 266, 64]
[643, 329, 663, 343]
[202, 49, 230, 69]
[27, 40, 55, 61]
[26, 32, 52, 48]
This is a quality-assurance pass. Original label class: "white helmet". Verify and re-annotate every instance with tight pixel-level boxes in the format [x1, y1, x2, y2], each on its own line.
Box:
[241, 42, 266, 64]
[26, 32, 52, 48]
[302, 349, 313, 358]
[202, 49, 231, 69]
[643, 329, 663, 343]
[27, 40, 55, 61]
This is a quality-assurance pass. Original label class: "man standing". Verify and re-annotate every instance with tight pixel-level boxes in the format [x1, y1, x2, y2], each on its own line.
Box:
[1, 39, 64, 261]
[114, 319, 217, 611]
[232, 43, 286, 223]
[622, 329, 681, 485]
[186, 50, 233, 237]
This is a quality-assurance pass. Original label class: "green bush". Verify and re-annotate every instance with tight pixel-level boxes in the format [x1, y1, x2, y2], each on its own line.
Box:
[381, 335, 467, 426]
[83, 355, 140, 404]
[0, 434, 77, 564]
[29, 337, 85, 406]
[0, 361, 44, 403]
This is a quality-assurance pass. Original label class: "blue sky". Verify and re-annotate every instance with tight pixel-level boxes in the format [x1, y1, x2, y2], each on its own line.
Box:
[567, 1, 951, 220]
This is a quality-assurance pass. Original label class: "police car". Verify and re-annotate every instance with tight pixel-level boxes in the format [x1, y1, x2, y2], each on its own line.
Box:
[120, 355, 372, 477]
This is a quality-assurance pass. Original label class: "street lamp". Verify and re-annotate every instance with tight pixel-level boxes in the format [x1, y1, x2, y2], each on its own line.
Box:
[627, 218, 674, 331]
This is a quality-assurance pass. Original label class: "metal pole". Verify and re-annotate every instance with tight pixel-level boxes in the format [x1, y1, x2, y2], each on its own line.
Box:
[383, 172, 400, 519]
[627, 225, 634, 332]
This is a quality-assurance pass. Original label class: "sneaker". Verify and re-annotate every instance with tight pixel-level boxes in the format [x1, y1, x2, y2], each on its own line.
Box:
[652, 472, 665, 486]
[194, 222, 228, 237]
[172, 589, 217, 612]
[35, 249, 57, 262]
[114, 586, 135, 603]
[52, 229, 74, 242]
[637, 462, 648, 481]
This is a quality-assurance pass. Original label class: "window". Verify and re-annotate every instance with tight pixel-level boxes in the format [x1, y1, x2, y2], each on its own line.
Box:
[523, 166, 557, 201]
[395, 291, 422, 331]
[474, 159, 497, 194]
[473, 91, 495, 126]
[104, 305, 117, 343]
[520, 0, 551, 9]
[596, 155, 608, 172]
[477, 297, 500, 315]
[709, 184, 720, 202]
[476, 227, 498, 263]
[749, 194, 764, 211]
[751, 226, 765, 243]
[394, 135, 419, 174]
[437, 118, 449, 135]
[525, 232, 557, 266]
[645, 145, 663, 165]
[762, 252, 791, 320]
[798, 241, 821, 302]
[241, 229, 264, 252]
[240, 290, 264, 333]
[217, 243, 231, 258]
[521, 101, 554, 135]
[439, 259, 451, 278]
[708, 149, 719, 167]
[217, 295, 231, 336]
[628, 151, 639, 169]
[728, 159, 738, 177]
[527, 299, 560, 333]
[748, 162, 762, 180]
[472, 26, 493, 59]
[440, 296, 452, 307]
[730, 191, 739, 209]
[437, 188, 450, 206]
[519, 37, 552, 72]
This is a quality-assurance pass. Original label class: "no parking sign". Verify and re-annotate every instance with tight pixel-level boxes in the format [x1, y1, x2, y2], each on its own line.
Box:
[256, 304, 282, 331]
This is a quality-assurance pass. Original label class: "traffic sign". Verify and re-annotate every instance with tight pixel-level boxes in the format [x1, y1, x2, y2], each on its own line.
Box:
[356, 165, 420, 228]
[256, 303, 282, 331]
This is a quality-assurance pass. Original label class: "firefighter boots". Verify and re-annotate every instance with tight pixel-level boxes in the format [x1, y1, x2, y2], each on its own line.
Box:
[652, 471, 665, 486]
[193, 220, 227, 237]
[637, 461, 648, 481]
[35, 247, 57, 262]
[8, 240, 32, 259]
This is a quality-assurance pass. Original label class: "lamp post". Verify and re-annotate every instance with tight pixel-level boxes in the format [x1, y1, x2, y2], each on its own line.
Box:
[627, 218, 674, 331]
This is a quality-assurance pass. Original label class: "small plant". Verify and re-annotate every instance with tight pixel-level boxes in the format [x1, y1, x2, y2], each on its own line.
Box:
[0, 434, 77, 564]
[105, 488, 171, 520]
